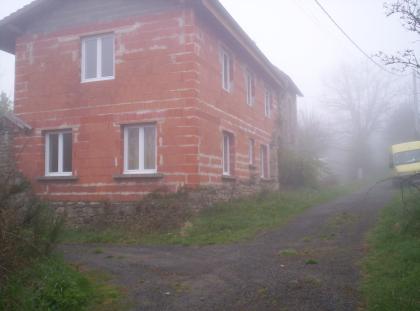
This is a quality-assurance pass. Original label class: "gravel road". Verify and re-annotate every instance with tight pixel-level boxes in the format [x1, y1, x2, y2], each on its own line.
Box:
[61, 182, 393, 311]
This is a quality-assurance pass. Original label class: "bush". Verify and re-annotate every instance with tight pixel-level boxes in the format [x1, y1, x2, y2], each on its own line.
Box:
[0, 171, 64, 284]
[278, 149, 326, 188]
[0, 258, 94, 311]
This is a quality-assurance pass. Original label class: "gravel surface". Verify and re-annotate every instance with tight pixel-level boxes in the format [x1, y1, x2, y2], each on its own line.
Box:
[61, 182, 393, 311]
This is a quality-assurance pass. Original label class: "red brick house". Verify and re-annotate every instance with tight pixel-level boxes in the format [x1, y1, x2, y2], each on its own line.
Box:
[0, 0, 301, 203]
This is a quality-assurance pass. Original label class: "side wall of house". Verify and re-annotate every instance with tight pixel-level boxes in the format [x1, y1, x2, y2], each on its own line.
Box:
[192, 14, 282, 185]
[13, 2, 202, 202]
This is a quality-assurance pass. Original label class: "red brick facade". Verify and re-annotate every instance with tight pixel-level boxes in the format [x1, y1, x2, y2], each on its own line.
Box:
[2, 0, 300, 202]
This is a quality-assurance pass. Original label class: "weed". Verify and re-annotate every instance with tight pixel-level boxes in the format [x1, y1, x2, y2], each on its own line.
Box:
[93, 248, 104, 254]
[305, 259, 318, 265]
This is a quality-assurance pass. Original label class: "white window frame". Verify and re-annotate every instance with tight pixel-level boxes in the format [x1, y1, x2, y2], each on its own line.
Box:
[123, 125, 157, 175]
[221, 49, 231, 92]
[45, 131, 73, 177]
[248, 139, 254, 165]
[265, 88, 272, 118]
[246, 71, 255, 106]
[260, 144, 270, 179]
[81, 33, 115, 83]
[222, 133, 231, 176]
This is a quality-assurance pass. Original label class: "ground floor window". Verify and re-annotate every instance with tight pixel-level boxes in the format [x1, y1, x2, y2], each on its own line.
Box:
[45, 131, 73, 176]
[223, 132, 234, 176]
[124, 124, 157, 174]
[249, 138, 255, 165]
[260, 144, 269, 179]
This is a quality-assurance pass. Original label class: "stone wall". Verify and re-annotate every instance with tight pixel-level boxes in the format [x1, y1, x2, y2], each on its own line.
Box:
[49, 180, 278, 228]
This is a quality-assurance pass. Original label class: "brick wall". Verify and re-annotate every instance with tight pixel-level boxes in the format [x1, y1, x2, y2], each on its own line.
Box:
[11, 2, 294, 204]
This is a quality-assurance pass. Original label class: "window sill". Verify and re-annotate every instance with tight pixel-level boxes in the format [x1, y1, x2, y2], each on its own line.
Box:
[81, 76, 115, 84]
[37, 176, 79, 182]
[261, 178, 275, 182]
[113, 173, 164, 180]
[222, 175, 237, 182]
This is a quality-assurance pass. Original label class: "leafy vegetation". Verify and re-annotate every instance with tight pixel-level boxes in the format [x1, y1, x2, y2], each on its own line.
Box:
[362, 192, 420, 311]
[0, 173, 126, 311]
[0, 257, 127, 311]
[62, 185, 358, 246]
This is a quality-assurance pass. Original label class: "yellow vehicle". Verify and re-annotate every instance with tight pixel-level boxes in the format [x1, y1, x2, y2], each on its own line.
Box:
[391, 141, 420, 184]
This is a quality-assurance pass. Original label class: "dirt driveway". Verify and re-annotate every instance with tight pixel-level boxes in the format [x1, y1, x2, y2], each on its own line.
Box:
[61, 183, 394, 311]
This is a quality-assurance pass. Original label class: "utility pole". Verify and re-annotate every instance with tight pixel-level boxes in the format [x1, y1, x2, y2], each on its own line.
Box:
[413, 70, 419, 139]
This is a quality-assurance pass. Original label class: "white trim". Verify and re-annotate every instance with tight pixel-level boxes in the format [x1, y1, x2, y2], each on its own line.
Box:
[45, 131, 73, 177]
[265, 88, 272, 118]
[123, 125, 157, 175]
[221, 49, 231, 92]
[248, 138, 254, 165]
[246, 70, 254, 106]
[222, 133, 231, 176]
[81, 34, 115, 83]
[260, 144, 269, 179]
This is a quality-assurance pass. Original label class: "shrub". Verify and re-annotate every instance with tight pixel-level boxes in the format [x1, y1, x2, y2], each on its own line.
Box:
[0, 171, 64, 284]
[278, 148, 326, 188]
[0, 258, 94, 311]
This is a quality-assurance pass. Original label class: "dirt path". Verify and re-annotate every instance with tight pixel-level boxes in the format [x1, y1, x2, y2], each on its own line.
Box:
[61, 183, 393, 311]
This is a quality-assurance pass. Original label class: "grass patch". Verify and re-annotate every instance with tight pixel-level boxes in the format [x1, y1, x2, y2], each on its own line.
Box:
[62, 185, 359, 246]
[305, 259, 318, 265]
[278, 249, 299, 256]
[362, 192, 420, 311]
[0, 257, 128, 311]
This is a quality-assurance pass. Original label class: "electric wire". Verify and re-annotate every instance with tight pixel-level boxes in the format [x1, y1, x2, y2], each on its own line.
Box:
[313, 0, 409, 77]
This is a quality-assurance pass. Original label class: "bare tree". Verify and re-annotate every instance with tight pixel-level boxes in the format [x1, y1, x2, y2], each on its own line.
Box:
[0, 92, 11, 114]
[324, 62, 398, 179]
[296, 112, 331, 160]
[377, 0, 419, 73]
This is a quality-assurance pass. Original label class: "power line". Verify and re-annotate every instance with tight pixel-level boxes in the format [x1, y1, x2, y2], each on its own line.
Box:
[313, 0, 408, 77]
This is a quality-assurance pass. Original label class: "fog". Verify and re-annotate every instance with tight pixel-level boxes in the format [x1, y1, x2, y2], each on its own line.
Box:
[0, 0, 418, 181]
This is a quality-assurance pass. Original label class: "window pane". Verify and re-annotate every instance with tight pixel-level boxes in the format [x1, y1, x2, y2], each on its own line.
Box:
[261, 146, 267, 178]
[144, 126, 156, 170]
[127, 128, 139, 171]
[223, 134, 229, 174]
[84, 38, 97, 79]
[48, 134, 59, 173]
[62, 133, 72, 173]
[223, 53, 229, 90]
[101, 36, 114, 77]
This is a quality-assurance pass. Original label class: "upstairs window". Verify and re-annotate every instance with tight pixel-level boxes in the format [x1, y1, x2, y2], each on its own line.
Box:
[45, 131, 73, 176]
[260, 144, 269, 179]
[82, 34, 115, 82]
[221, 49, 233, 92]
[124, 124, 157, 174]
[246, 71, 255, 106]
[265, 88, 272, 118]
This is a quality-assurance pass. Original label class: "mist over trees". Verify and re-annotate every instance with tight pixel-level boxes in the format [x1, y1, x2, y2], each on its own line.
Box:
[322, 62, 400, 180]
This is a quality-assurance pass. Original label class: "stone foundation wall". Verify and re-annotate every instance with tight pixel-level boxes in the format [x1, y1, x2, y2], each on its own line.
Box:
[49, 180, 278, 228]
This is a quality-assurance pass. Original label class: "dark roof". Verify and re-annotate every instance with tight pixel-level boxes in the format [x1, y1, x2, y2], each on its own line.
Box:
[0, 0, 303, 96]
[0, 112, 32, 131]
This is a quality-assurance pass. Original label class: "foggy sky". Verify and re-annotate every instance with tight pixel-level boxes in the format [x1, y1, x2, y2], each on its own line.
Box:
[0, 0, 418, 111]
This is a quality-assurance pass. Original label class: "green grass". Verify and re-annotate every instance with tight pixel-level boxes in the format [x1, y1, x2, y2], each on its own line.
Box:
[62, 185, 359, 246]
[0, 257, 128, 311]
[362, 192, 420, 311]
